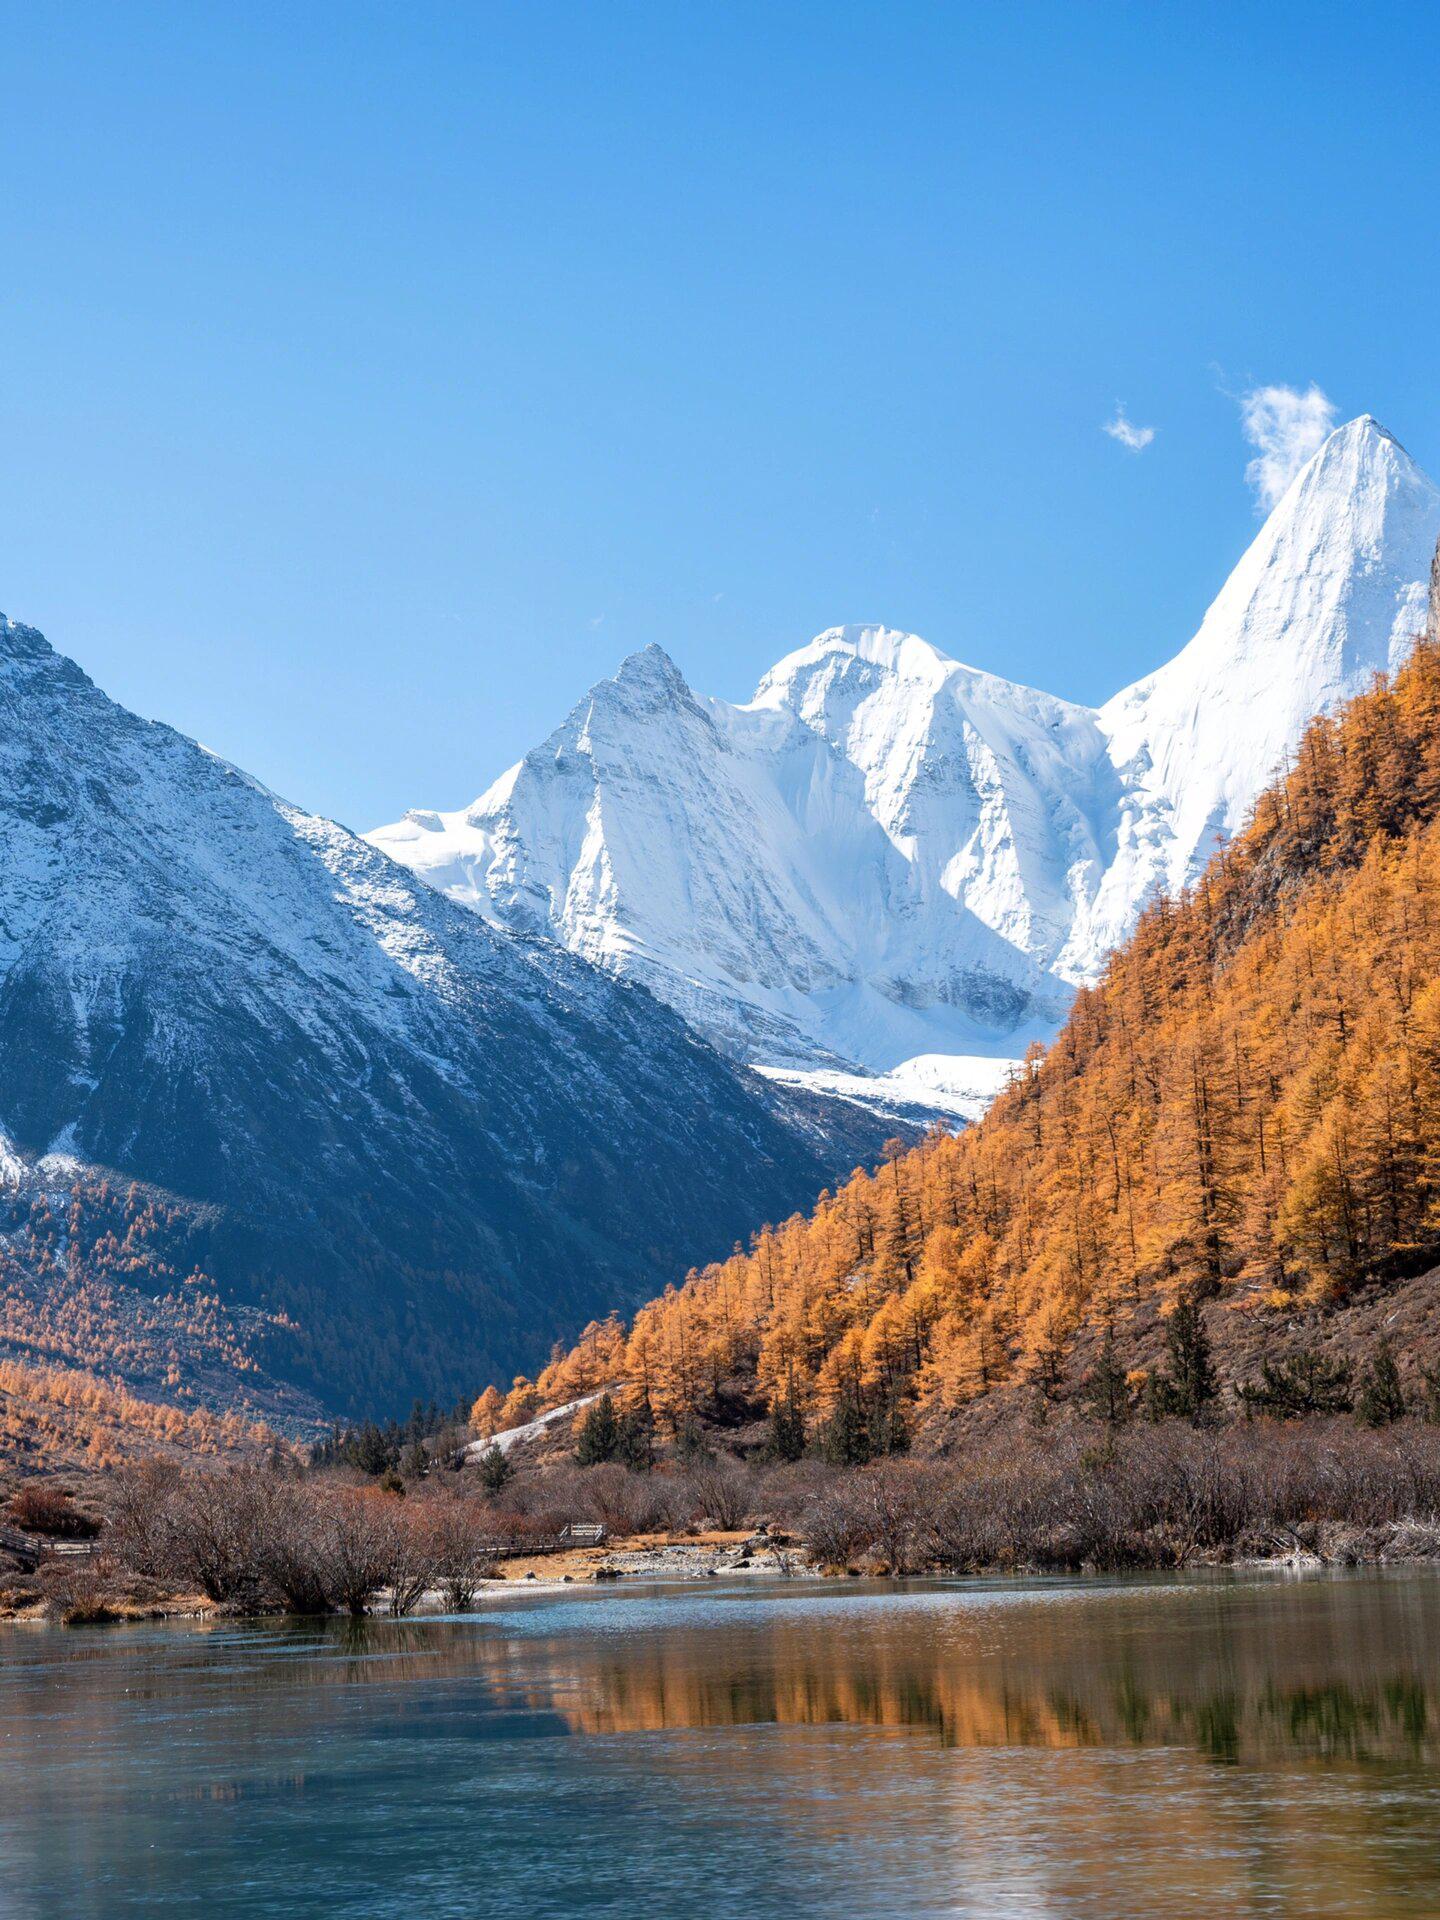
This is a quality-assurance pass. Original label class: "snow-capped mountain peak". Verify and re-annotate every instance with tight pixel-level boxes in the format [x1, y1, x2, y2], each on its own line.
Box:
[1085, 414, 1440, 957]
[754, 623, 958, 701]
[598, 640, 695, 706]
[371, 415, 1440, 1120]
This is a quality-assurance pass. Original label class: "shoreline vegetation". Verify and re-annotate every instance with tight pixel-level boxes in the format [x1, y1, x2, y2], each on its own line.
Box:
[8, 1414, 1440, 1625]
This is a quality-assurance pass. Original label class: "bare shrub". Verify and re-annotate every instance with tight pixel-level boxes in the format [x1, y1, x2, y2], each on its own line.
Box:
[253, 1478, 333, 1615]
[480, 1469, 559, 1520]
[424, 1497, 498, 1612]
[7, 1483, 100, 1539]
[575, 1463, 682, 1536]
[37, 1553, 123, 1626]
[381, 1499, 446, 1617]
[925, 1452, 1039, 1572]
[1389, 1424, 1440, 1517]
[918, 1420, 1440, 1575]
[750, 1459, 846, 1530]
[104, 1460, 184, 1575]
[321, 1488, 400, 1617]
[679, 1460, 753, 1532]
[164, 1465, 277, 1609]
[847, 1462, 934, 1573]
[1124, 1426, 1255, 1555]
[798, 1482, 873, 1568]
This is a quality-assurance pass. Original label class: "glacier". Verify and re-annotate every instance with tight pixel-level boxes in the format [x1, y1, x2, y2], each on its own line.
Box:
[371, 416, 1440, 1120]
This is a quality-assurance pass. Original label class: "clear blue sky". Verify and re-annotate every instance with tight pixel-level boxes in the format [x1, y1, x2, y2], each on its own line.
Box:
[2, 2, 1437, 830]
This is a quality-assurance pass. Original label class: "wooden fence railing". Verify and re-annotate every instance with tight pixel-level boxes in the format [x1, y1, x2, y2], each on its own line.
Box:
[0, 1524, 43, 1570]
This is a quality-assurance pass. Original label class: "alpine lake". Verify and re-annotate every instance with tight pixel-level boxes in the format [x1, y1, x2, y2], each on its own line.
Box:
[2, 1567, 1438, 1918]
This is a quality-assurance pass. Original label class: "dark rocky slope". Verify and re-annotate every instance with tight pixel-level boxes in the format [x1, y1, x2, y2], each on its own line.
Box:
[0, 614, 886, 1417]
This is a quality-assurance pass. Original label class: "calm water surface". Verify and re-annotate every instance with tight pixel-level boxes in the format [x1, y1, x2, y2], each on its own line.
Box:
[2, 1569, 1439, 1918]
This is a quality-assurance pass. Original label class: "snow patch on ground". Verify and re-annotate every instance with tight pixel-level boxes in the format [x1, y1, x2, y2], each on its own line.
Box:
[757, 1054, 1021, 1125]
[465, 1390, 612, 1457]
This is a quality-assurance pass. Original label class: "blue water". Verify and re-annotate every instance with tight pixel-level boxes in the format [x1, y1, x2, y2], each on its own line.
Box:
[2, 1570, 1440, 1918]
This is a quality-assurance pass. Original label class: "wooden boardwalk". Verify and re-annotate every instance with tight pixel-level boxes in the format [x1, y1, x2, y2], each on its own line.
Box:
[0, 1524, 43, 1570]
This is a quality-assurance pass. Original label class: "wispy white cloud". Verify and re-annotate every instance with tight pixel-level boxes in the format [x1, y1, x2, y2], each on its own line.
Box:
[1102, 406, 1156, 453]
[1240, 381, 1337, 510]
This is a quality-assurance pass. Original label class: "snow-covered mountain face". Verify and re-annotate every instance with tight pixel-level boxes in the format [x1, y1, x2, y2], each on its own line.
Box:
[372, 416, 1440, 1118]
[0, 614, 889, 1417]
[376, 633, 1102, 1092]
[1086, 416, 1440, 960]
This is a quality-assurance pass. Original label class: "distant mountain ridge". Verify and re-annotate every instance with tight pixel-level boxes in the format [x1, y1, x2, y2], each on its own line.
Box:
[373, 417, 1440, 1120]
[0, 613, 888, 1421]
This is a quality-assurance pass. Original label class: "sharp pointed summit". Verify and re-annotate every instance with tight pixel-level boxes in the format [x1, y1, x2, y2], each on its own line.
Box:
[606, 641, 693, 701]
[1090, 416, 1440, 951]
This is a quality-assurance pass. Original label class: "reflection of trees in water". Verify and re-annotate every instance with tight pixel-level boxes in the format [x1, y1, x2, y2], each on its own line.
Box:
[5, 1586, 1440, 1920]
[214, 1581, 1440, 1766]
[558, 1656, 1434, 1763]
[9, 1580, 1438, 1774]
[531, 1581, 1440, 1765]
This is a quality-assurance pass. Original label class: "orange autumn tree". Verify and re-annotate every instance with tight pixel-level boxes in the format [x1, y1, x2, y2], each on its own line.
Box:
[497, 635, 1440, 1440]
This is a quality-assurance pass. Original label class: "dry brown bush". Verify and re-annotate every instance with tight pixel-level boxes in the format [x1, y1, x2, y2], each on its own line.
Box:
[104, 1459, 184, 1575]
[798, 1482, 878, 1569]
[319, 1487, 399, 1617]
[545, 1462, 682, 1535]
[7, 1482, 99, 1538]
[421, 1497, 498, 1612]
[676, 1460, 752, 1531]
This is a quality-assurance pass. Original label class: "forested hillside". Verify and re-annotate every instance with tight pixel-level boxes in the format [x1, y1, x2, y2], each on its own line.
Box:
[0, 1356, 282, 1476]
[494, 631, 1440, 1445]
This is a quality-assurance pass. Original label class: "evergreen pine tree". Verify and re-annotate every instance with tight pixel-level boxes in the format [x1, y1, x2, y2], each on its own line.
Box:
[673, 1415, 714, 1466]
[353, 1421, 392, 1476]
[1162, 1293, 1219, 1421]
[767, 1382, 807, 1462]
[1355, 1341, 1407, 1427]
[1236, 1347, 1353, 1417]
[616, 1397, 656, 1472]
[820, 1395, 871, 1467]
[476, 1443, 513, 1495]
[1082, 1323, 1130, 1428]
[1035, 1335, 1066, 1401]
[866, 1389, 909, 1456]
[575, 1393, 621, 1466]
